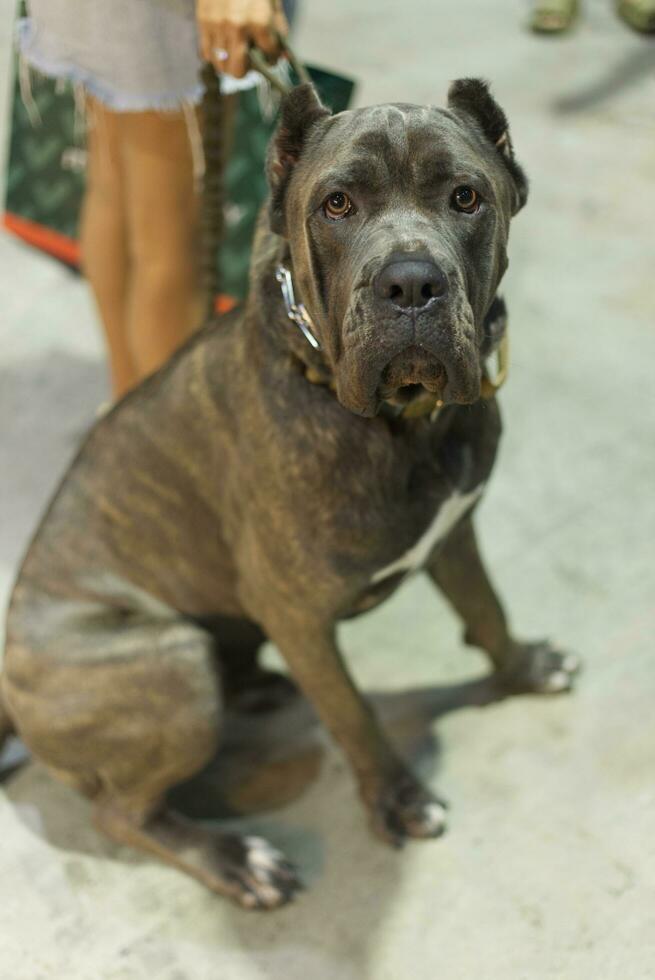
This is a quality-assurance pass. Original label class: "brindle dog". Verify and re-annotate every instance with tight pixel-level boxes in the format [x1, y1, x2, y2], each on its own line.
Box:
[0, 80, 579, 909]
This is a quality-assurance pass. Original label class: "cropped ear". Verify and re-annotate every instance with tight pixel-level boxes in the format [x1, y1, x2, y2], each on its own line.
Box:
[267, 83, 332, 235]
[447, 78, 528, 215]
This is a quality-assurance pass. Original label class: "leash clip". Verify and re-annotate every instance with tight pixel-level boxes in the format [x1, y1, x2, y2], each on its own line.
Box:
[275, 264, 321, 350]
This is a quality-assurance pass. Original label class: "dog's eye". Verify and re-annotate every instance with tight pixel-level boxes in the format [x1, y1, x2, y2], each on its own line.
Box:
[323, 192, 355, 220]
[452, 186, 480, 213]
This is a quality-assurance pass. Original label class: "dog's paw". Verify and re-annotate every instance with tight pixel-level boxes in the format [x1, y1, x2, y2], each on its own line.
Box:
[222, 835, 303, 910]
[367, 771, 447, 848]
[498, 641, 581, 695]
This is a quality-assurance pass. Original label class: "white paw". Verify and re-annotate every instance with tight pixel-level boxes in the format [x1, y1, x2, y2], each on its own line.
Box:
[501, 642, 581, 695]
[419, 802, 448, 836]
[238, 836, 301, 910]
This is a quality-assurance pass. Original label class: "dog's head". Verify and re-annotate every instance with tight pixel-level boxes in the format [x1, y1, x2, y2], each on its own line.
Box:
[267, 79, 528, 417]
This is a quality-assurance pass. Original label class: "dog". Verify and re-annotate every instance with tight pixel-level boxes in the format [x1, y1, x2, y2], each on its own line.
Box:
[0, 79, 579, 909]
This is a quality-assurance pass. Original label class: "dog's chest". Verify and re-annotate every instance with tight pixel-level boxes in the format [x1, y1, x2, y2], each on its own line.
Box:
[371, 483, 484, 585]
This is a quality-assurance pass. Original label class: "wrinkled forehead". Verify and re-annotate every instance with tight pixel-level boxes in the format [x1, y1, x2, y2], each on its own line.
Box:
[301, 103, 490, 193]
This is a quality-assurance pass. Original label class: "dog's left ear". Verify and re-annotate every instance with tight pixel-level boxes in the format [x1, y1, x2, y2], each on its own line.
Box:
[448, 78, 528, 215]
[267, 83, 332, 236]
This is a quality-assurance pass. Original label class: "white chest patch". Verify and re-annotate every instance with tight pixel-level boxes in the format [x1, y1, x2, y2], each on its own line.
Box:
[371, 484, 485, 584]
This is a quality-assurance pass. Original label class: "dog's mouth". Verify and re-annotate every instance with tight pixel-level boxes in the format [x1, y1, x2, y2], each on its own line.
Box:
[378, 347, 448, 406]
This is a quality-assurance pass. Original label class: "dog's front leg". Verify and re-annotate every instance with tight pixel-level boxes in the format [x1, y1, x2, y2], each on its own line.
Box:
[427, 516, 580, 693]
[261, 611, 447, 848]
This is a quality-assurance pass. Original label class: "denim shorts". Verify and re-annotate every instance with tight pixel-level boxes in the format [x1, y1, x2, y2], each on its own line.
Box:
[19, 0, 297, 111]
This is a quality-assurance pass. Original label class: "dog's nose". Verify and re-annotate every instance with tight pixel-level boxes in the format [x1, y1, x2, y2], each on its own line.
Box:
[374, 259, 448, 310]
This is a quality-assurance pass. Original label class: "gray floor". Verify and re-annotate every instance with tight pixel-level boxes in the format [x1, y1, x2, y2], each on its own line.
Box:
[1, 1, 655, 977]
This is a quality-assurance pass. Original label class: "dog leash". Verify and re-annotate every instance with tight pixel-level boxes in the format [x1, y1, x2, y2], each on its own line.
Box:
[249, 34, 312, 94]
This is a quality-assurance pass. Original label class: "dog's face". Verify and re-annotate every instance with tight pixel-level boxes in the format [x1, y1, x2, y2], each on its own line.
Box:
[268, 80, 528, 417]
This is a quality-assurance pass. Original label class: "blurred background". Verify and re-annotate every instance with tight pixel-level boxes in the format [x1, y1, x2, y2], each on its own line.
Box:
[1, 1, 654, 977]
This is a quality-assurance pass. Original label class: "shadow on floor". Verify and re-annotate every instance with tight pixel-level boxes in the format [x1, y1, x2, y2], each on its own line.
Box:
[551, 45, 655, 114]
[214, 674, 507, 978]
[3, 671, 506, 977]
[3, 670, 504, 851]
[168, 671, 505, 816]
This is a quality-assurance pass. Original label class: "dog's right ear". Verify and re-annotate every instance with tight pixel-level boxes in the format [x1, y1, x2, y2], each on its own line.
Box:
[267, 84, 331, 236]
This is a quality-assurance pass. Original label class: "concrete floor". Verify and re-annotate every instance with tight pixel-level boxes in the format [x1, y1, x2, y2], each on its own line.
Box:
[1, 1, 655, 977]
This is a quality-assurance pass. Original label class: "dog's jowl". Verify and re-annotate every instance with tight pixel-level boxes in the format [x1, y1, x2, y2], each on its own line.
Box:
[0, 79, 579, 909]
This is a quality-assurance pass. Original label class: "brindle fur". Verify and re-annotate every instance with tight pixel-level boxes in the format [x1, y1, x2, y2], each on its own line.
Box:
[0, 80, 578, 909]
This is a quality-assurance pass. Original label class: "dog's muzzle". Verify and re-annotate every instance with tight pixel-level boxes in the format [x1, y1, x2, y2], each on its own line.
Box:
[378, 346, 448, 406]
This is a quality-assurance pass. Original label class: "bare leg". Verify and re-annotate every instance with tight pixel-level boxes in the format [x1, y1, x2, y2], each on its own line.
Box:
[121, 109, 207, 382]
[80, 98, 136, 399]
[427, 517, 580, 693]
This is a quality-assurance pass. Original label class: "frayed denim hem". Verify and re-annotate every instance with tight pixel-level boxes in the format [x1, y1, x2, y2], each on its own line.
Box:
[16, 18, 207, 112]
[15, 17, 286, 120]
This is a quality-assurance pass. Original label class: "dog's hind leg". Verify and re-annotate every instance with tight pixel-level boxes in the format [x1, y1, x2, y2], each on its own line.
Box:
[3, 606, 301, 908]
[94, 803, 299, 909]
[428, 516, 580, 693]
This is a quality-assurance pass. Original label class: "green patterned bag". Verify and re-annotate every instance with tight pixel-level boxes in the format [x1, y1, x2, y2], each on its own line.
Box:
[3, 59, 355, 303]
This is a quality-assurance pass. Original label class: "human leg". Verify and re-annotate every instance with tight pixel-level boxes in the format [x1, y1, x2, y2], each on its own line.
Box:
[80, 97, 135, 398]
[121, 108, 207, 381]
